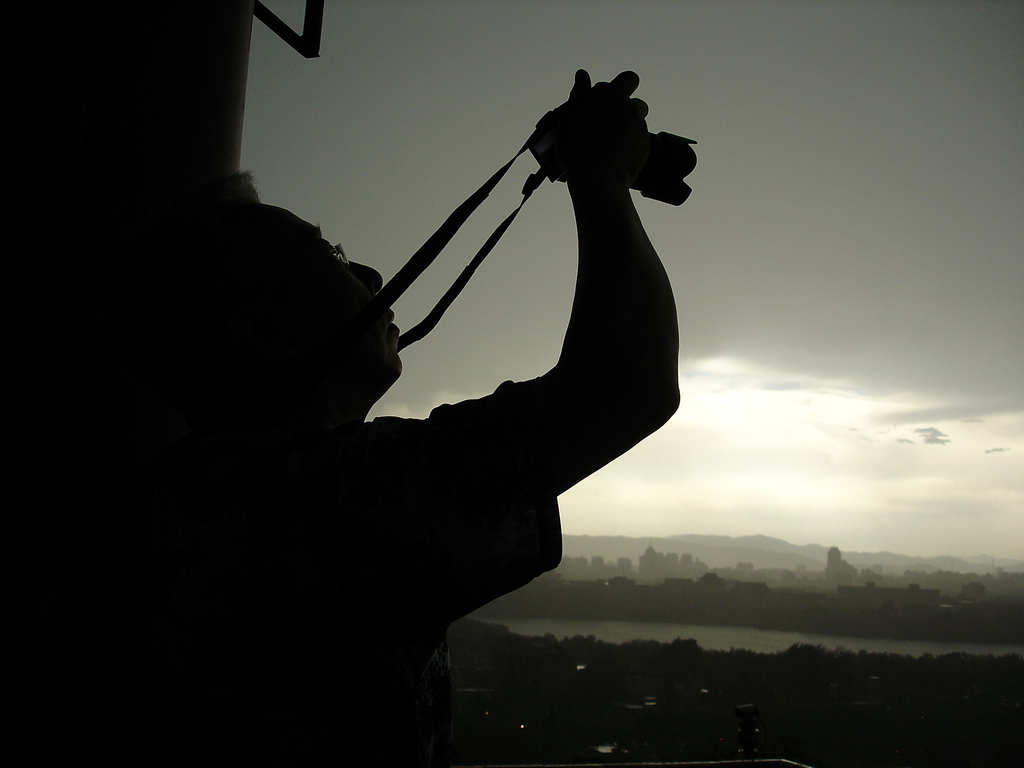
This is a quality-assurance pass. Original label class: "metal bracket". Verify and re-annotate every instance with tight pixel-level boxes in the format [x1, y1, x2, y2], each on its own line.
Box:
[253, 0, 325, 58]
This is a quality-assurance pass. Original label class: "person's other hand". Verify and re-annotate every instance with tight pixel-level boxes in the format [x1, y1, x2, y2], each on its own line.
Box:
[555, 69, 651, 190]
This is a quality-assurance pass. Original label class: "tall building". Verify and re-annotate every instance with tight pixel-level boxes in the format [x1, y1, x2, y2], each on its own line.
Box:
[639, 544, 666, 581]
[827, 546, 843, 569]
[825, 546, 857, 584]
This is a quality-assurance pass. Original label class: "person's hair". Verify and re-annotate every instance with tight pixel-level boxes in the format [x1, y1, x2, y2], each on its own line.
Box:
[107, 172, 326, 429]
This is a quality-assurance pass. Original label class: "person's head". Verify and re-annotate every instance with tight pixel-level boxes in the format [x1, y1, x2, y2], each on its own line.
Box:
[109, 172, 401, 431]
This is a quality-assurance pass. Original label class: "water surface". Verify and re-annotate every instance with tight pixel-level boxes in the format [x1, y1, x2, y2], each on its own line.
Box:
[477, 617, 1024, 657]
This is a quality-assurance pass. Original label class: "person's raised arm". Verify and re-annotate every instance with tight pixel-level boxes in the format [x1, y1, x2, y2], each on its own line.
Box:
[541, 70, 680, 494]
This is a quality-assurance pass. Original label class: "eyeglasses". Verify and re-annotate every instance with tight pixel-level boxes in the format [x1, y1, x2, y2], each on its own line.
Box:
[328, 242, 350, 267]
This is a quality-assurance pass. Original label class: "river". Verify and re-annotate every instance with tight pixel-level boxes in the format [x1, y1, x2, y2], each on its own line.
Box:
[475, 617, 1024, 657]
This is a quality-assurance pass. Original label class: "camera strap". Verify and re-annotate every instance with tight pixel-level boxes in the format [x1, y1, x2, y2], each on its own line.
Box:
[397, 168, 546, 349]
[310, 127, 551, 386]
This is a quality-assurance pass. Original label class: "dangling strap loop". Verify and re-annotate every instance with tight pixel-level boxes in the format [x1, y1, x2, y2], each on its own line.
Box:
[398, 170, 546, 350]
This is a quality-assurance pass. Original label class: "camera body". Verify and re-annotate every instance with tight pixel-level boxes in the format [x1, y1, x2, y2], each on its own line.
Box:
[529, 110, 697, 206]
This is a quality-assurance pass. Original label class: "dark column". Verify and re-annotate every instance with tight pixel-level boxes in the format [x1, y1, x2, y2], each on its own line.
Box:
[15, 2, 255, 760]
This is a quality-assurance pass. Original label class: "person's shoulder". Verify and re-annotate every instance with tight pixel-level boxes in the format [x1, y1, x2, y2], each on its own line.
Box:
[423, 378, 545, 421]
[287, 378, 546, 472]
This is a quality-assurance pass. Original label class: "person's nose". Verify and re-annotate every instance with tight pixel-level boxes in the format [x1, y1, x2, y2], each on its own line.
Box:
[350, 262, 383, 295]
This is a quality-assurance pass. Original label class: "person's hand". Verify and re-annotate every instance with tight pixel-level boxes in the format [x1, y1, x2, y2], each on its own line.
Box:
[555, 69, 651, 190]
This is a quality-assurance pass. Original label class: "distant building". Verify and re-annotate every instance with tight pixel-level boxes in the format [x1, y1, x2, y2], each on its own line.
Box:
[825, 546, 858, 585]
[698, 572, 725, 589]
[639, 545, 665, 581]
[559, 545, 707, 583]
[556, 555, 590, 580]
[960, 582, 987, 601]
[680, 553, 695, 577]
[827, 547, 842, 569]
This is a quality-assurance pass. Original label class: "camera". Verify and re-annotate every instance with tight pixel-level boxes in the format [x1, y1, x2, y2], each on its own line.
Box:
[529, 109, 697, 206]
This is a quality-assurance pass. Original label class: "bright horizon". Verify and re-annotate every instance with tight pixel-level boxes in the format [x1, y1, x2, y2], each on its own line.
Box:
[382, 355, 1021, 560]
[242, 1, 1023, 560]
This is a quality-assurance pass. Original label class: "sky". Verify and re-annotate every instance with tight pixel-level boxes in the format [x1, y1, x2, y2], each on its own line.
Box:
[241, 0, 1023, 560]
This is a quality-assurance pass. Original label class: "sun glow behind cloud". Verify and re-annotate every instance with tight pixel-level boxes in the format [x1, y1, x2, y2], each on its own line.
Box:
[557, 357, 1023, 558]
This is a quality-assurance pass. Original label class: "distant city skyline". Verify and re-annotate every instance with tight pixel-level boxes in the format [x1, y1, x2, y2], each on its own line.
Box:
[557, 533, 1024, 574]
[477, 543, 1024, 647]
[243, 2, 1023, 560]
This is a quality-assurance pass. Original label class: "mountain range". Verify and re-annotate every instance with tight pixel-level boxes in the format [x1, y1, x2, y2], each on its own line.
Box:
[561, 533, 1023, 574]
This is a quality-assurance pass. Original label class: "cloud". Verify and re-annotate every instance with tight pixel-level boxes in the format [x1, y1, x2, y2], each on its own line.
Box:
[890, 402, 1017, 425]
[555, 356, 1024, 558]
[914, 427, 950, 445]
[985, 447, 1011, 454]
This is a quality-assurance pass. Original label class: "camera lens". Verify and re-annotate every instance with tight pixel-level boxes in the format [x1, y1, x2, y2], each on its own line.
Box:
[631, 132, 698, 206]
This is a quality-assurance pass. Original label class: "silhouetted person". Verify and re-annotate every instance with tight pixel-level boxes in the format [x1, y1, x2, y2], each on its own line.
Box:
[110, 70, 679, 767]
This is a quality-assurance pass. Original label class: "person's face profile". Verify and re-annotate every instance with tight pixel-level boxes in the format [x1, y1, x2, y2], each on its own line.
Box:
[302, 234, 402, 391]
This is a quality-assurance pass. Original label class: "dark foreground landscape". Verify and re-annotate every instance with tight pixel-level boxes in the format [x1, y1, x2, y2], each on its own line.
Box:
[447, 618, 1024, 768]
